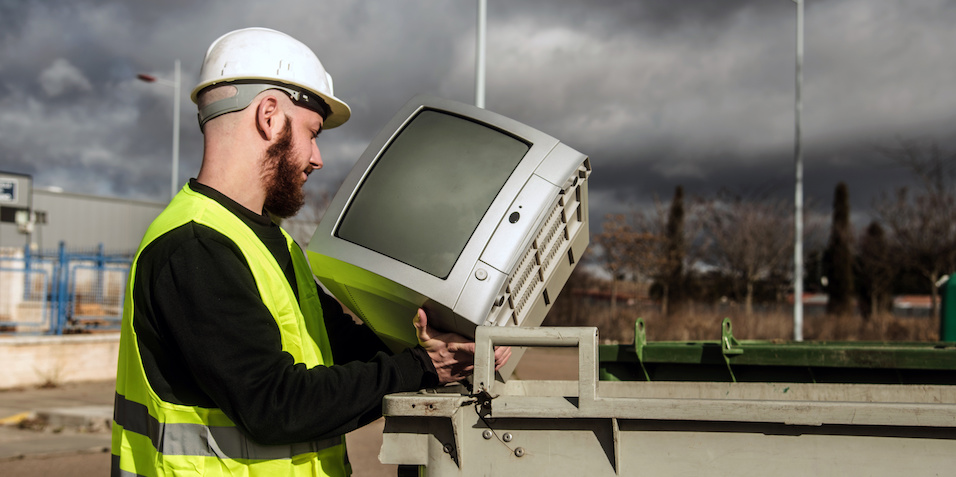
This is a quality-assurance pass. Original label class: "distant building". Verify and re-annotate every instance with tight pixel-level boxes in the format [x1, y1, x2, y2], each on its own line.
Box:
[893, 295, 933, 318]
[787, 292, 934, 318]
[0, 171, 165, 254]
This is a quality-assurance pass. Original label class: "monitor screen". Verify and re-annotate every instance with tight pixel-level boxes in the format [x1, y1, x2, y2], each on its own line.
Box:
[336, 109, 531, 278]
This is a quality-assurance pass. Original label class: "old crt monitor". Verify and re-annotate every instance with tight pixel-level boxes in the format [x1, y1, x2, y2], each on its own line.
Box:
[307, 95, 591, 353]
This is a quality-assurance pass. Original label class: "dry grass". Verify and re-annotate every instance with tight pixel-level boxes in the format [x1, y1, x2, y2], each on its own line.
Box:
[549, 301, 940, 344]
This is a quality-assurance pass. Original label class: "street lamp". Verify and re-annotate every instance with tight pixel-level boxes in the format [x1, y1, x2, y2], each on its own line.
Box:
[137, 59, 181, 201]
[792, 0, 805, 341]
[475, 0, 487, 108]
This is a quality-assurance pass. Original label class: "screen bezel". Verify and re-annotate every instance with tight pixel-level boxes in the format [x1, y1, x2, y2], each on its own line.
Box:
[334, 108, 532, 279]
[310, 95, 561, 306]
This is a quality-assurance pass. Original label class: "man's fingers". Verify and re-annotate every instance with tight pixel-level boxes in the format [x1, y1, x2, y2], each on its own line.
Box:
[448, 341, 476, 355]
[413, 309, 431, 342]
[494, 346, 512, 370]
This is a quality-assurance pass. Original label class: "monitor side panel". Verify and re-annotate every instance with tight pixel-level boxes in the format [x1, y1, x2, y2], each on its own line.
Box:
[473, 152, 591, 379]
[476, 149, 591, 331]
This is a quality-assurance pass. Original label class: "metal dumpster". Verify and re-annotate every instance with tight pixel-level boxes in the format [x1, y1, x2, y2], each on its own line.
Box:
[380, 320, 956, 476]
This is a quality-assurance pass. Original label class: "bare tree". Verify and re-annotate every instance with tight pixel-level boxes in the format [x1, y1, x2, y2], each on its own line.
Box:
[874, 138, 956, 320]
[857, 220, 894, 319]
[625, 189, 705, 316]
[594, 214, 642, 321]
[701, 191, 794, 316]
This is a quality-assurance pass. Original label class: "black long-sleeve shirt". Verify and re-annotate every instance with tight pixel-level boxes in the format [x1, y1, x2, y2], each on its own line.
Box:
[131, 179, 438, 445]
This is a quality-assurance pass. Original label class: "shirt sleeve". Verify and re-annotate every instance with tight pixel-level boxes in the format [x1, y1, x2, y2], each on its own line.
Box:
[144, 224, 437, 445]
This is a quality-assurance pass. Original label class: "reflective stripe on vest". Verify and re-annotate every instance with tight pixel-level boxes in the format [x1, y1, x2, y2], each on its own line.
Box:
[114, 393, 341, 460]
[111, 455, 139, 477]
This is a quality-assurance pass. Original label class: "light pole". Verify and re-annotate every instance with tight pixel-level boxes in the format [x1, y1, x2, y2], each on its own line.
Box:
[475, 0, 487, 108]
[137, 59, 181, 201]
[792, 0, 804, 341]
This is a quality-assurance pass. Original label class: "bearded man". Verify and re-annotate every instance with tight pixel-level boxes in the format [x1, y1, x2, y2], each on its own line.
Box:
[111, 27, 508, 477]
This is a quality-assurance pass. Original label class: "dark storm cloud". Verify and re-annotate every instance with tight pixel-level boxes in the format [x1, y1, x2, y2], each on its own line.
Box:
[0, 0, 954, 233]
[475, 0, 956, 226]
[494, 0, 786, 34]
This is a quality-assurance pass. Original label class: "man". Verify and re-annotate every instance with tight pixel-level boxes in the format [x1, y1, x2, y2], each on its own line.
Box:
[112, 27, 509, 477]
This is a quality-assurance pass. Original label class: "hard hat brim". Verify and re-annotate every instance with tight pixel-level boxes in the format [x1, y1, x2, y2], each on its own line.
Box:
[320, 92, 350, 129]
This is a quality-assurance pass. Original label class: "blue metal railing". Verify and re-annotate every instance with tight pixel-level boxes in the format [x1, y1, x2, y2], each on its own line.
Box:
[1, 242, 132, 335]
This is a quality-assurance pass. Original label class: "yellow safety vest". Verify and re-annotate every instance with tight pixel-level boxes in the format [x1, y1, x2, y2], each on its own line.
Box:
[112, 184, 349, 477]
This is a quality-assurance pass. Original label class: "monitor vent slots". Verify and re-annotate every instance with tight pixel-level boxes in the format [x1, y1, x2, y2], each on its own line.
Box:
[487, 161, 590, 329]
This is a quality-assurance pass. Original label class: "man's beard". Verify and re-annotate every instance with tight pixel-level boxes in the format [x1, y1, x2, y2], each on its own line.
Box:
[262, 117, 308, 219]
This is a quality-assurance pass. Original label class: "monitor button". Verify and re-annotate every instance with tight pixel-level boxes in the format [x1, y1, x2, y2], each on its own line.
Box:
[475, 269, 489, 281]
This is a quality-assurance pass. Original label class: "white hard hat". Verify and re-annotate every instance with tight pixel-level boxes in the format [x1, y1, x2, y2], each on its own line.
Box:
[191, 27, 351, 129]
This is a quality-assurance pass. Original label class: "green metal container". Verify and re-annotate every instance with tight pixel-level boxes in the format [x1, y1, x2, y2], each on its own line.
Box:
[599, 318, 956, 384]
[941, 275, 956, 341]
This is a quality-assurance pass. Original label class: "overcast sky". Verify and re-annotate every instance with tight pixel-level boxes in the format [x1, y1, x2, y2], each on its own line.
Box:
[2, 0, 955, 230]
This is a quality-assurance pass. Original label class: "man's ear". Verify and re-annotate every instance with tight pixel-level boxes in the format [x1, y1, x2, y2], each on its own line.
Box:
[255, 93, 282, 141]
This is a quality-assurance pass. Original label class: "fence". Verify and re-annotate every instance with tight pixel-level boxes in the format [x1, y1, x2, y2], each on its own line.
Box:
[0, 242, 131, 335]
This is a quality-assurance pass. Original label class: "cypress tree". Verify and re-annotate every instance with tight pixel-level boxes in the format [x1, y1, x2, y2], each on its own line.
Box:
[664, 186, 686, 315]
[825, 182, 855, 315]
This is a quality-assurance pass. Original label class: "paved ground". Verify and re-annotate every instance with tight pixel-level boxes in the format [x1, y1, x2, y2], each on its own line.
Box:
[0, 348, 578, 476]
[0, 380, 114, 476]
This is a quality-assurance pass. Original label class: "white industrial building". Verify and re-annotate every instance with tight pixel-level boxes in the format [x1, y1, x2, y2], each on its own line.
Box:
[0, 171, 165, 254]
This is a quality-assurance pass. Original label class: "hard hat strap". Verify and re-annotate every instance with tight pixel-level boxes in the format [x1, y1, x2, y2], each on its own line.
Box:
[196, 82, 330, 131]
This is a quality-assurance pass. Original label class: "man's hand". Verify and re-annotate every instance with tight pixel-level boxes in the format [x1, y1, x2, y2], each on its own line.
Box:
[413, 308, 512, 384]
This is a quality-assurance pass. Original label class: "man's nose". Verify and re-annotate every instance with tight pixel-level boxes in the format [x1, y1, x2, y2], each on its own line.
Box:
[311, 141, 323, 170]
